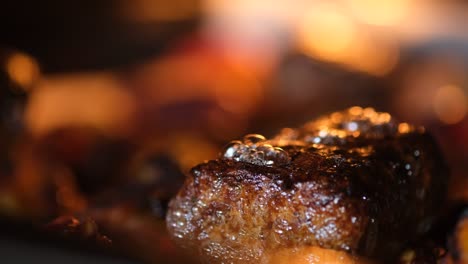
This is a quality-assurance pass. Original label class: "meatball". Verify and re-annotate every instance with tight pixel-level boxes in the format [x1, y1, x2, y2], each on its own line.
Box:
[167, 107, 448, 263]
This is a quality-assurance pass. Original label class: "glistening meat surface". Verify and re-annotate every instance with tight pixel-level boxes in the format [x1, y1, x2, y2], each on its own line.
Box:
[166, 107, 448, 263]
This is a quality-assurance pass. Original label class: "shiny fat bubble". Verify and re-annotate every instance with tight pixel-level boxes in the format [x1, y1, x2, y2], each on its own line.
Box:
[222, 140, 244, 159]
[243, 134, 266, 146]
[221, 134, 291, 167]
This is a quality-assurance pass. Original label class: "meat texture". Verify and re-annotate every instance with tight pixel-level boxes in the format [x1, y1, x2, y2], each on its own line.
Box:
[166, 107, 448, 263]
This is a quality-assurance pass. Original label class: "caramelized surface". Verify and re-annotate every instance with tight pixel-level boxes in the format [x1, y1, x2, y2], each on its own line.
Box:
[167, 107, 448, 263]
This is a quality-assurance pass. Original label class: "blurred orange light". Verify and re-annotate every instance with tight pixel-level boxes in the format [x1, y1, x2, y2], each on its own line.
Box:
[347, 33, 399, 76]
[433, 84, 467, 125]
[345, 0, 413, 26]
[348, 106, 363, 116]
[133, 48, 263, 116]
[378, 113, 392, 123]
[296, 4, 398, 76]
[5, 52, 40, 91]
[398, 123, 410, 134]
[25, 73, 136, 137]
[203, 0, 300, 25]
[297, 5, 356, 62]
[168, 134, 218, 172]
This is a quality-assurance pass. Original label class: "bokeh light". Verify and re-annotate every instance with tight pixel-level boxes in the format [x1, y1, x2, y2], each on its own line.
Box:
[5, 52, 40, 91]
[433, 84, 467, 125]
[297, 4, 356, 63]
[296, 4, 399, 76]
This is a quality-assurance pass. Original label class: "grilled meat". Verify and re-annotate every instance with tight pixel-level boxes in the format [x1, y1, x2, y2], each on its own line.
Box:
[167, 107, 448, 263]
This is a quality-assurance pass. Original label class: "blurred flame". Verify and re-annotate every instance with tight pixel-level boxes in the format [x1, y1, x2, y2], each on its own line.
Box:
[25, 73, 136, 137]
[5, 52, 40, 91]
[296, 4, 398, 76]
[205, 0, 405, 76]
[202, 0, 294, 80]
[345, 0, 414, 26]
[433, 84, 467, 125]
[297, 4, 356, 62]
[132, 46, 263, 116]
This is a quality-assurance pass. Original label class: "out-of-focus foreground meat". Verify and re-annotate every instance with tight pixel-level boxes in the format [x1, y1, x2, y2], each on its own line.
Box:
[447, 209, 468, 264]
[166, 107, 448, 263]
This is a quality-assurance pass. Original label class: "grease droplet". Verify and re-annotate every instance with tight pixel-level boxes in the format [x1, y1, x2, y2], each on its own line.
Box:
[221, 134, 291, 166]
